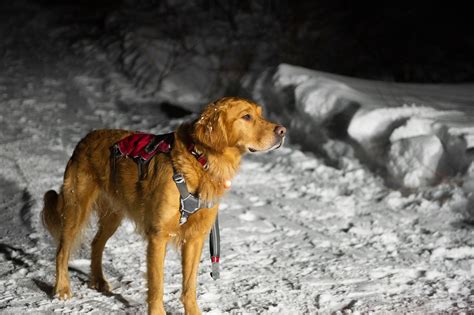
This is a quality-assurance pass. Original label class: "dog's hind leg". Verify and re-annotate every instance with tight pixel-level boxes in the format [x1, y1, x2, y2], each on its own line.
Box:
[54, 174, 99, 300]
[90, 198, 123, 293]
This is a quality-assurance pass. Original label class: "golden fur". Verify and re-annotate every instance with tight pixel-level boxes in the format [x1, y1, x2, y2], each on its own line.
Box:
[41, 97, 285, 315]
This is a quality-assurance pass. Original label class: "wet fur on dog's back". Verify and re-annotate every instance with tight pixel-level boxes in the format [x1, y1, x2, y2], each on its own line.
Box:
[41, 97, 285, 315]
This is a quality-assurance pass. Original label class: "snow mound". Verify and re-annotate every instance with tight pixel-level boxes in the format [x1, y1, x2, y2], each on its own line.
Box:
[294, 78, 364, 124]
[388, 134, 444, 188]
[347, 107, 436, 150]
[244, 64, 474, 217]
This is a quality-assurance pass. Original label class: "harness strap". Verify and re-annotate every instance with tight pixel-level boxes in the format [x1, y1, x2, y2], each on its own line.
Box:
[172, 170, 214, 225]
[171, 169, 220, 279]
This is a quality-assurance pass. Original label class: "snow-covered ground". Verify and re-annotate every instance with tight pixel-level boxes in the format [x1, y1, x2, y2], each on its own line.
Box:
[1, 4, 474, 314]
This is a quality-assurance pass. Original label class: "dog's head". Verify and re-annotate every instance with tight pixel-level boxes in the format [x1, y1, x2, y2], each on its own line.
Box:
[193, 97, 286, 153]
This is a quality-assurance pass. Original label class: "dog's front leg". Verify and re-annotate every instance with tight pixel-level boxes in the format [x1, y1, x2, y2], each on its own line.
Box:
[180, 236, 205, 315]
[147, 233, 169, 315]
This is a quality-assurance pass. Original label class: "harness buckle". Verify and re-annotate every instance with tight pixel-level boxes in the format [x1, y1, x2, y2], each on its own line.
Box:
[180, 194, 201, 214]
[179, 194, 201, 225]
[173, 172, 185, 184]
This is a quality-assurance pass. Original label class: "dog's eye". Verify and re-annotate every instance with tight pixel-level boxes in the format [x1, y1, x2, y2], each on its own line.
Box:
[242, 114, 252, 121]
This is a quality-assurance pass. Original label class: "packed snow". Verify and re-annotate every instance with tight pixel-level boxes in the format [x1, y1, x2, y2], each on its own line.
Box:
[0, 4, 473, 315]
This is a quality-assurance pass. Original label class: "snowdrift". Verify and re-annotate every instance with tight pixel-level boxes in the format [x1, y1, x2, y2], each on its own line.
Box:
[244, 64, 474, 217]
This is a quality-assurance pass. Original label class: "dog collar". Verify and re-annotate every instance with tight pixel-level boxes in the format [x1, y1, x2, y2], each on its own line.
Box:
[188, 143, 209, 170]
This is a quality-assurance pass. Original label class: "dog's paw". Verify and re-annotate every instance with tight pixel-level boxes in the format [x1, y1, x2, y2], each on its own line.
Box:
[184, 308, 202, 315]
[181, 298, 202, 315]
[89, 278, 112, 293]
[54, 286, 72, 300]
[148, 303, 166, 315]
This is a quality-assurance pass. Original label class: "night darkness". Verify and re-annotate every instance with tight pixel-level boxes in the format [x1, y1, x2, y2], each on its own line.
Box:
[5, 0, 474, 82]
[0, 1, 473, 314]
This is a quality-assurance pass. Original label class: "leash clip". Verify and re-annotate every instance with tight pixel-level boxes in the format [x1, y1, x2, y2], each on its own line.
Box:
[210, 261, 220, 280]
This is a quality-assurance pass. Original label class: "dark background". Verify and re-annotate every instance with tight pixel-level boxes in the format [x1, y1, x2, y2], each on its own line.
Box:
[11, 0, 474, 83]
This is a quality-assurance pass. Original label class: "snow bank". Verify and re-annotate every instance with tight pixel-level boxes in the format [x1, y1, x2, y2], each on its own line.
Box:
[388, 134, 444, 188]
[293, 78, 364, 124]
[244, 64, 474, 217]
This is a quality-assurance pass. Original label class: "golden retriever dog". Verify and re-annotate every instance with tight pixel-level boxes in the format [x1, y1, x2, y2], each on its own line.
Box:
[41, 97, 286, 314]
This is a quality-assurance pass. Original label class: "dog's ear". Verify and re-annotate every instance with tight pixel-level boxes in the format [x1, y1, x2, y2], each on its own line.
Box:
[193, 103, 228, 152]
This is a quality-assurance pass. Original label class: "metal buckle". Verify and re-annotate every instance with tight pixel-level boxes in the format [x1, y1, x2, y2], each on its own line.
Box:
[173, 172, 185, 184]
[179, 195, 199, 225]
[179, 194, 201, 225]
[210, 262, 220, 280]
[181, 194, 200, 214]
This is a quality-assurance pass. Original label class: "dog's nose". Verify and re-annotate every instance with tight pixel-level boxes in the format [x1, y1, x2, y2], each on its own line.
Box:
[274, 125, 287, 138]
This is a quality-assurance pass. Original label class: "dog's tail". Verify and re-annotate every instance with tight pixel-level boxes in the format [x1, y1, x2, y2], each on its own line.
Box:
[41, 189, 63, 242]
